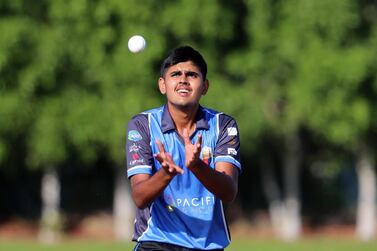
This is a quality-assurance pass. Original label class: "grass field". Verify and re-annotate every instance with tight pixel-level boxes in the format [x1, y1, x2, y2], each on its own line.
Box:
[1, 238, 377, 251]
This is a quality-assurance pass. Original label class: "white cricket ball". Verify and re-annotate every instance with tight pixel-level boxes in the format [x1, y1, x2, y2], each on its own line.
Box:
[128, 35, 146, 53]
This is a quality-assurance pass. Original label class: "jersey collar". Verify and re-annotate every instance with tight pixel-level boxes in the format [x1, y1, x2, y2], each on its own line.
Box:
[161, 105, 210, 133]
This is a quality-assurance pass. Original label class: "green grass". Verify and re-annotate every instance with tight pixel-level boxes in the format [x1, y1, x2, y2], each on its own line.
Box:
[0, 239, 134, 251]
[1, 238, 377, 251]
[227, 238, 377, 251]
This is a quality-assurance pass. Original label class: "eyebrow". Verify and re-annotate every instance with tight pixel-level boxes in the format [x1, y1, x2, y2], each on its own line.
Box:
[170, 70, 200, 77]
[170, 70, 182, 76]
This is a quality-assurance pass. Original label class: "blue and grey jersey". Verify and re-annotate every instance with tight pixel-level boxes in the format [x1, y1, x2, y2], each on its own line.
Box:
[125, 105, 241, 250]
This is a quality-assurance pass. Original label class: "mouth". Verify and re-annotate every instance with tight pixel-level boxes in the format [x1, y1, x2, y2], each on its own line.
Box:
[176, 87, 191, 96]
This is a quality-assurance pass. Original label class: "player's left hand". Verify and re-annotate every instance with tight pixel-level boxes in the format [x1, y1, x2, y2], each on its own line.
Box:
[183, 128, 202, 170]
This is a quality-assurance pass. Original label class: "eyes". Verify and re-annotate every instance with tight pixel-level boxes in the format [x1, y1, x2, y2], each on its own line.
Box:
[170, 71, 200, 79]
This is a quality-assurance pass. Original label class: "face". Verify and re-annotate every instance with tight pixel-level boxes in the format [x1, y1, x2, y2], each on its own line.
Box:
[159, 61, 209, 109]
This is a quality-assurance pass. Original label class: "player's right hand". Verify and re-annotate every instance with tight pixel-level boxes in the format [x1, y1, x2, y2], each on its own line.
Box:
[154, 140, 184, 175]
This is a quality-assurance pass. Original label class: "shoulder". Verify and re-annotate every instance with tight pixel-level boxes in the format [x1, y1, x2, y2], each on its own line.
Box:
[201, 106, 237, 124]
[219, 113, 237, 124]
[201, 106, 222, 116]
[218, 114, 239, 141]
[128, 106, 164, 126]
[141, 106, 164, 115]
[128, 113, 148, 128]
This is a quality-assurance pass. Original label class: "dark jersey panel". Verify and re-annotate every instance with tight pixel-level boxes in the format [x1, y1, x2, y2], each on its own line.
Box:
[126, 114, 154, 178]
[132, 206, 151, 241]
[215, 114, 241, 168]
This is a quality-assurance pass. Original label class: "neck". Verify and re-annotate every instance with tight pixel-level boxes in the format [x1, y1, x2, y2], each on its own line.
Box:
[167, 103, 199, 136]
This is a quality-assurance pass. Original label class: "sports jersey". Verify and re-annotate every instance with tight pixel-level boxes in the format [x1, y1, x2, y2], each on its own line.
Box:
[125, 105, 241, 250]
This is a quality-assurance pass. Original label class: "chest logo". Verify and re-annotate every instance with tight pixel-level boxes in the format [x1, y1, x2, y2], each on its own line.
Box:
[201, 146, 213, 165]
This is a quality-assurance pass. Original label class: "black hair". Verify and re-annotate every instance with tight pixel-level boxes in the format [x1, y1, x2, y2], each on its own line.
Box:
[160, 46, 207, 79]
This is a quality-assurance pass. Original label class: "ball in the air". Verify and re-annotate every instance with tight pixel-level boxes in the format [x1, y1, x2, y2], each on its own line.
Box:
[128, 35, 146, 53]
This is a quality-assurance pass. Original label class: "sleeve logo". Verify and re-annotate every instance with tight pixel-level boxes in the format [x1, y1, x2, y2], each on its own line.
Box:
[129, 152, 145, 165]
[227, 148, 237, 155]
[227, 127, 238, 136]
[128, 130, 143, 141]
[129, 143, 141, 152]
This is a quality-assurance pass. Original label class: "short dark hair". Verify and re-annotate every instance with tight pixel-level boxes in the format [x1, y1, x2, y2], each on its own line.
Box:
[160, 46, 207, 79]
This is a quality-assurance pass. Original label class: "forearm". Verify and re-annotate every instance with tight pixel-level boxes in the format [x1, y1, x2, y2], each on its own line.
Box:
[131, 170, 173, 209]
[190, 160, 238, 202]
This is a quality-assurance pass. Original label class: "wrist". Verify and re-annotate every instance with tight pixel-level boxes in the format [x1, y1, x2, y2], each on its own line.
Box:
[188, 158, 206, 171]
[159, 167, 176, 180]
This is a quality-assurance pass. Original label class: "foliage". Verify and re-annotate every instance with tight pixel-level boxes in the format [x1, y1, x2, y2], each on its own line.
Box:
[0, 0, 376, 195]
[0, 0, 255, 169]
[225, 0, 377, 148]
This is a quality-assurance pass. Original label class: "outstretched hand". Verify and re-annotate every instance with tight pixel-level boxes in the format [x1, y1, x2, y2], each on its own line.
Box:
[154, 140, 184, 176]
[183, 128, 202, 170]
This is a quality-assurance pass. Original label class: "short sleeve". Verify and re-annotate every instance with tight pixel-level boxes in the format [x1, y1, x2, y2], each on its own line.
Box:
[125, 114, 154, 178]
[214, 114, 241, 172]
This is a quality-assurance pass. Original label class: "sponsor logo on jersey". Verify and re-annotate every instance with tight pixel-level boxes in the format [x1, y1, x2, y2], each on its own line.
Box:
[227, 127, 238, 136]
[175, 196, 215, 208]
[166, 196, 215, 214]
[128, 130, 142, 141]
[129, 152, 144, 165]
[132, 152, 139, 160]
[163, 195, 216, 213]
[129, 159, 145, 165]
[129, 143, 141, 152]
[227, 148, 237, 155]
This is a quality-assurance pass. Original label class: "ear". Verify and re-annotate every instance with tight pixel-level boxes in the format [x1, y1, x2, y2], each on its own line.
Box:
[158, 77, 166, 94]
[202, 79, 209, 95]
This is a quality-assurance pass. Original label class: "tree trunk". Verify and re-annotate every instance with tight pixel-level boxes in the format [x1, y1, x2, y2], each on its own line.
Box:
[261, 132, 302, 241]
[113, 168, 135, 241]
[356, 143, 376, 241]
[261, 156, 283, 237]
[281, 133, 302, 241]
[38, 168, 61, 243]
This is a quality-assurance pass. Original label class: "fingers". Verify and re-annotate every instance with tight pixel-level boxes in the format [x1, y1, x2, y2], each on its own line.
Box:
[154, 153, 169, 170]
[154, 145, 184, 175]
[155, 135, 202, 175]
[156, 140, 166, 157]
[154, 153, 164, 164]
[155, 153, 173, 173]
[156, 139, 172, 170]
[192, 133, 202, 159]
[166, 153, 184, 174]
[195, 134, 202, 150]
[182, 128, 191, 145]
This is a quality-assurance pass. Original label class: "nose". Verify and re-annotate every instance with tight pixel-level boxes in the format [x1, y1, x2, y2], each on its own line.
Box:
[179, 74, 189, 84]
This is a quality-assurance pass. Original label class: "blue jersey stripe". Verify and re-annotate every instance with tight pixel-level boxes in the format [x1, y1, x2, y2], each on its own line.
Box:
[127, 165, 152, 177]
[137, 203, 154, 242]
[215, 156, 241, 169]
[220, 201, 231, 242]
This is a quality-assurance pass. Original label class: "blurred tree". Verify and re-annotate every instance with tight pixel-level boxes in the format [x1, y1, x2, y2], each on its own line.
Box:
[1, 0, 377, 242]
[0, 0, 162, 240]
[0, 0, 245, 241]
[281, 0, 377, 240]
[224, 0, 377, 241]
